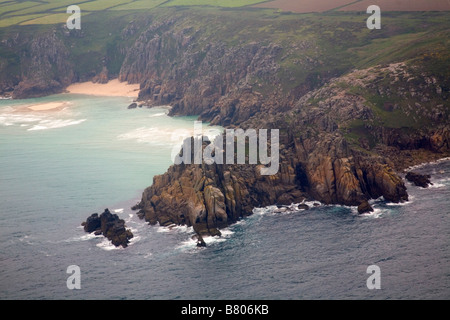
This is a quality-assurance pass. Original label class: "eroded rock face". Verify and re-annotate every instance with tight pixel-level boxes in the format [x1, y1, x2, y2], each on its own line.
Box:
[12, 32, 75, 99]
[82, 209, 133, 248]
[134, 132, 409, 236]
[405, 172, 433, 188]
[132, 62, 450, 236]
[358, 200, 374, 215]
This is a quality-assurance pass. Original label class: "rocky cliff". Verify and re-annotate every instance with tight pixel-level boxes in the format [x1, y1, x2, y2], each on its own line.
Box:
[106, 12, 450, 236]
[1, 9, 448, 238]
[133, 62, 449, 236]
[0, 29, 75, 99]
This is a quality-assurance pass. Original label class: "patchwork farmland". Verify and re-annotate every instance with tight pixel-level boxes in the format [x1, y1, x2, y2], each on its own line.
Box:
[254, 0, 450, 12]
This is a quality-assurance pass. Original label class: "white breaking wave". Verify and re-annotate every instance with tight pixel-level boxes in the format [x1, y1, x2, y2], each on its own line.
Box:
[359, 207, 384, 219]
[219, 228, 235, 238]
[0, 112, 86, 131]
[96, 238, 121, 251]
[386, 201, 411, 206]
[173, 227, 234, 252]
[175, 234, 228, 251]
[0, 104, 86, 132]
[405, 157, 450, 171]
[63, 233, 100, 243]
[118, 125, 222, 148]
[129, 234, 141, 245]
[253, 200, 324, 217]
[157, 223, 195, 235]
[149, 112, 167, 118]
[27, 119, 86, 131]
[428, 183, 446, 189]
[118, 127, 177, 145]
[252, 197, 407, 220]
[0, 113, 44, 126]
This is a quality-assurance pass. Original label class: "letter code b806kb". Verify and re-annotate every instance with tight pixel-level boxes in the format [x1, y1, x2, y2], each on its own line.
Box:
[225, 305, 268, 315]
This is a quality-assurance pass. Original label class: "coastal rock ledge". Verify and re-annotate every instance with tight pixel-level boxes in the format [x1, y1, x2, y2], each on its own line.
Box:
[132, 135, 410, 237]
[82, 209, 134, 248]
[405, 172, 433, 188]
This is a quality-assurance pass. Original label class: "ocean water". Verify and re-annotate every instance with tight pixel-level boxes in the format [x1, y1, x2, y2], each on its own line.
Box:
[0, 94, 449, 300]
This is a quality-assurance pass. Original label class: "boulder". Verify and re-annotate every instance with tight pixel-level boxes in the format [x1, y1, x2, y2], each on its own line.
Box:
[82, 213, 101, 233]
[82, 209, 134, 248]
[196, 234, 207, 247]
[297, 203, 310, 210]
[127, 102, 138, 109]
[357, 200, 374, 214]
[405, 172, 432, 188]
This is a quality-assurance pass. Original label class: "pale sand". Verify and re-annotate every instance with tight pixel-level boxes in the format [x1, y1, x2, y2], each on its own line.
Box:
[26, 101, 70, 111]
[12, 101, 71, 113]
[66, 79, 140, 98]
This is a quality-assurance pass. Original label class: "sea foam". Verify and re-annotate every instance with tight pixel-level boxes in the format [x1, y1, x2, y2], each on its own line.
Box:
[27, 119, 86, 131]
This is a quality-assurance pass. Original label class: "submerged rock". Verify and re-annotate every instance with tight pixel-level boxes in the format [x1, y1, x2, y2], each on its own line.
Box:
[82, 209, 133, 248]
[405, 172, 432, 188]
[297, 203, 310, 210]
[357, 200, 374, 215]
[195, 234, 207, 247]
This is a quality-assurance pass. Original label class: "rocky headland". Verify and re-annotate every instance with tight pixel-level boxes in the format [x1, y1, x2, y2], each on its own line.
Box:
[132, 62, 449, 236]
[1, 9, 448, 241]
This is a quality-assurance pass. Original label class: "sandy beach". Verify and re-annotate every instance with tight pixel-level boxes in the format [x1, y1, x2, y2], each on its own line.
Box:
[66, 79, 140, 98]
[9, 79, 140, 113]
[26, 101, 71, 112]
[10, 101, 72, 113]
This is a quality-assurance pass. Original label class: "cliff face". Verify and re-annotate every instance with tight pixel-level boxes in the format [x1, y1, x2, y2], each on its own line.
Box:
[135, 132, 411, 236]
[115, 14, 449, 236]
[119, 25, 284, 125]
[117, 13, 333, 127]
[135, 62, 449, 236]
[4, 30, 76, 99]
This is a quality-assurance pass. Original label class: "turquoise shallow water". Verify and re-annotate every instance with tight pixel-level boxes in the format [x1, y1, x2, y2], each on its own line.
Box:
[0, 94, 449, 300]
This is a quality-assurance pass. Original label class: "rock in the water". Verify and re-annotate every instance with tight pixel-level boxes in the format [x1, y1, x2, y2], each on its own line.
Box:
[274, 206, 287, 213]
[357, 200, 374, 214]
[196, 234, 207, 247]
[83, 213, 101, 233]
[297, 203, 310, 210]
[127, 102, 138, 109]
[405, 172, 432, 188]
[82, 209, 134, 248]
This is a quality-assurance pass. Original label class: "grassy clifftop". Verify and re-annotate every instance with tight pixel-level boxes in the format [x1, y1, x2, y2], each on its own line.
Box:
[1, 5, 449, 93]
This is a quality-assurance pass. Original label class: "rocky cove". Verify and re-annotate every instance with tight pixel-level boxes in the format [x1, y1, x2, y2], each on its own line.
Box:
[1, 10, 449, 245]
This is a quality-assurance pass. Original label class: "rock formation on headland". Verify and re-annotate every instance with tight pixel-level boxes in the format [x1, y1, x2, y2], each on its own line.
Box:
[133, 61, 449, 236]
[82, 209, 134, 248]
[405, 172, 433, 188]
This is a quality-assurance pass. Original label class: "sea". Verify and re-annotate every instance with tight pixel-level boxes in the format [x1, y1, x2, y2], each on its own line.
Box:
[0, 93, 449, 300]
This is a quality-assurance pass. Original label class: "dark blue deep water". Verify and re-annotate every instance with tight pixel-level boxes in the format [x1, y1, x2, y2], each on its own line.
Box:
[0, 95, 449, 300]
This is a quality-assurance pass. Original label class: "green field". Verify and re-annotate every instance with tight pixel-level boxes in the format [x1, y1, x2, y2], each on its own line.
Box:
[110, 0, 167, 11]
[0, 0, 271, 27]
[162, 0, 266, 7]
